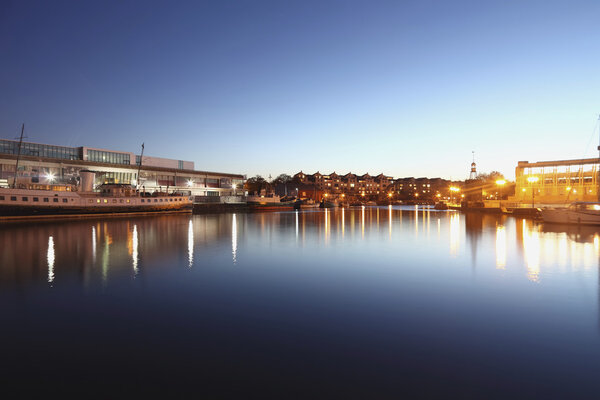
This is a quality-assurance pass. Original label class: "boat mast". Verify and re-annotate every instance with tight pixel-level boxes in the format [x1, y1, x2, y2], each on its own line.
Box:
[598, 114, 600, 202]
[12, 123, 25, 188]
[136, 143, 144, 190]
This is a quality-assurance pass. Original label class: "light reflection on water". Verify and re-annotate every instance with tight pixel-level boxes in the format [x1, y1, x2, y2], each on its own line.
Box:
[46, 236, 54, 284]
[1, 206, 598, 288]
[2, 206, 600, 396]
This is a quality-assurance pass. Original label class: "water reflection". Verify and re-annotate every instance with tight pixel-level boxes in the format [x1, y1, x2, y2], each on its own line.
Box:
[92, 225, 97, 263]
[47, 236, 55, 284]
[388, 205, 392, 238]
[4, 208, 600, 397]
[449, 213, 460, 256]
[232, 214, 237, 264]
[496, 225, 506, 269]
[132, 225, 139, 275]
[1, 208, 599, 289]
[188, 220, 194, 268]
[361, 206, 365, 238]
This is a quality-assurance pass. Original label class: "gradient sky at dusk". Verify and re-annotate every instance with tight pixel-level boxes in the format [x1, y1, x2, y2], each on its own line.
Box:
[2, 0, 600, 180]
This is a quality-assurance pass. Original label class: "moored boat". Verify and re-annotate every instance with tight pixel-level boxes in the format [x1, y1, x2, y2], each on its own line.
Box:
[0, 171, 192, 218]
[434, 201, 449, 210]
[540, 202, 600, 225]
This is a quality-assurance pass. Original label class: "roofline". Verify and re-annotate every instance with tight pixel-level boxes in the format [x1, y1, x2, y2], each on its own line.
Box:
[517, 158, 600, 167]
[0, 153, 245, 179]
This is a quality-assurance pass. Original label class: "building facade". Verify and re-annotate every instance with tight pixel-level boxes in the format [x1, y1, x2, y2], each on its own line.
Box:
[510, 158, 599, 204]
[0, 139, 245, 201]
[293, 171, 394, 198]
[291, 171, 453, 201]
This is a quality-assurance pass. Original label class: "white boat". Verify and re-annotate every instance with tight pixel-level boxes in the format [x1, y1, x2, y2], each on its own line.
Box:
[540, 202, 600, 225]
[0, 170, 193, 218]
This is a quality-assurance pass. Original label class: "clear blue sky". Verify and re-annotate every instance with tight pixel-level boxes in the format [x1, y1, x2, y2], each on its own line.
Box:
[2, 0, 600, 180]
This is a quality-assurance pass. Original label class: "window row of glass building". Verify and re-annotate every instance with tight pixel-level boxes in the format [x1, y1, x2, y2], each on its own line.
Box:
[0, 139, 80, 160]
[0, 140, 132, 166]
[87, 149, 130, 165]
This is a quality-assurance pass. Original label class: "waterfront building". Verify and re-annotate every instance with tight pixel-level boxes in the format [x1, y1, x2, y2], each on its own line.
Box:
[389, 177, 451, 200]
[510, 158, 599, 204]
[290, 171, 396, 199]
[0, 138, 245, 202]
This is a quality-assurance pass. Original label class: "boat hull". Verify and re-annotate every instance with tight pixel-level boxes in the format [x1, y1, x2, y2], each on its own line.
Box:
[541, 208, 600, 225]
[0, 187, 193, 219]
[0, 203, 192, 217]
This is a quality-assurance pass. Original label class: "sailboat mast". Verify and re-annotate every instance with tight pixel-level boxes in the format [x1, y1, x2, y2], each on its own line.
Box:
[136, 143, 144, 189]
[13, 123, 25, 188]
[597, 115, 600, 202]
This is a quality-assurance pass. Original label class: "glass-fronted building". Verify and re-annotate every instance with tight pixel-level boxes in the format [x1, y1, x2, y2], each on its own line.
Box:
[511, 158, 599, 204]
[0, 138, 245, 200]
[0, 139, 80, 160]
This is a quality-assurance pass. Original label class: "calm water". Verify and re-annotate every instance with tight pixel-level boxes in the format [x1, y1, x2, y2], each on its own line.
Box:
[2, 206, 600, 398]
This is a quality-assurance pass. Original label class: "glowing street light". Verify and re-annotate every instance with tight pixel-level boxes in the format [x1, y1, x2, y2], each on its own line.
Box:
[449, 186, 460, 204]
[232, 183, 237, 195]
[45, 173, 55, 183]
[187, 179, 194, 187]
[495, 179, 506, 200]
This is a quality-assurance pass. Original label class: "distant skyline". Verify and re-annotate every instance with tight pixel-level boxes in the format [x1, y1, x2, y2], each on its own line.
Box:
[2, 0, 600, 181]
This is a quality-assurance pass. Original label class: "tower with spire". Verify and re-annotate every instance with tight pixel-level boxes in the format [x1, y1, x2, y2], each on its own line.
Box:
[469, 151, 477, 180]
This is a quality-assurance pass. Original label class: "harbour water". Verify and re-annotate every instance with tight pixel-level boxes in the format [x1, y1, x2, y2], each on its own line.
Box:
[2, 206, 600, 397]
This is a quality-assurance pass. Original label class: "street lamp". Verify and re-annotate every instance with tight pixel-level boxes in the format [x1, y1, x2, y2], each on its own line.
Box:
[495, 179, 506, 200]
[232, 183, 237, 195]
[527, 176, 539, 207]
[449, 186, 460, 205]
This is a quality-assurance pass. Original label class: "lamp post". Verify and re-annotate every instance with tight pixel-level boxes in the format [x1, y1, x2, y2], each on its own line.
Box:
[495, 179, 506, 200]
[449, 186, 460, 206]
[527, 176, 539, 207]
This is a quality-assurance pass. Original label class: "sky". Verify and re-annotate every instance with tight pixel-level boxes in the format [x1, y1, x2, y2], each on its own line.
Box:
[2, 0, 600, 181]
